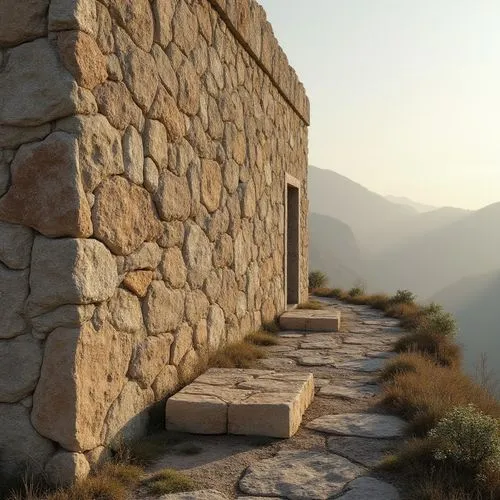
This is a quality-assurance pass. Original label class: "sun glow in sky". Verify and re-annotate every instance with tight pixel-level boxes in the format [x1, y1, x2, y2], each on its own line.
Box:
[259, 0, 500, 210]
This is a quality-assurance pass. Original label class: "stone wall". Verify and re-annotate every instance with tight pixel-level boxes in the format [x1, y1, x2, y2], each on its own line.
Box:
[0, 0, 309, 484]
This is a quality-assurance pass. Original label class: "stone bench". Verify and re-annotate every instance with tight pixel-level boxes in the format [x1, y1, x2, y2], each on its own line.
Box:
[165, 368, 314, 438]
[279, 309, 341, 332]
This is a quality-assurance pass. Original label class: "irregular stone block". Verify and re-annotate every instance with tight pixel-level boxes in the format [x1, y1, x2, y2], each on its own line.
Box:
[102, 381, 154, 449]
[124, 242, 162, 272]
[171, 323, 193, 366]
[152, 364, 179, 400]
[0, 221, 33, 270]
[0, 335, 42, 403]
[123, 126, 144, 184]
[0, 132, 92, 238]
[107, 288, 144, 333]
[152, 0, 175, 49]
[32, 322, 133, 452]
[148, 85, 186, 142]
[143, 281, 184, 334]
[0, 124, 51, 149]
[337, 477, 400, 500]
[207, 304, 225, 351]
[57, 31, 107, 90]
[92, 176, 162, 256]
[0, 403, 55, 478]
[129, 334, 174, 388]
[29, 237, 117, 316]
[279, 310, 341, 332]
[155, 170, 191, 222]
[56, 114, 123, 192]
[166, 393, 227, 434]
[0, 0, 48, 47]
[123, 270, 154, 298]
[200, 160, 222, 213]
[31, 304, 95, 335]
[183, 223, 212, 288]
[0, 265, 29, 339]
[45, 451, 90, 487]
[160, 247, 187, 288]
[49, 0, 98, 35]
[0, 39, 77, 126]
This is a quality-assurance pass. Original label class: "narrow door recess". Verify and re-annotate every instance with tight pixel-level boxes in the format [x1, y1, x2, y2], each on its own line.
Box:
[286, 183, 300, 305]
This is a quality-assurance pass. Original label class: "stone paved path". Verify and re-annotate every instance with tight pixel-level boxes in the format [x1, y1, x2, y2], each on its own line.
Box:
[151, 298, 407, 499]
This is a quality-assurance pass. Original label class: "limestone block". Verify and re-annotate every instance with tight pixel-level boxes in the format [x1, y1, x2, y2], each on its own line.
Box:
[108, 289, 144, 333]
[57, 31, 107, 90]
[29, 237, 117, 316]
[204, 270, 222, 304]
[228, 392, 301, 438]
[172, 1, 198, 55]
[171, 324, 193, 366]
[241, 180, 256, 218]
[148, 85, 186, 142]
[49, 0, 97, 35]
[0, 266, 29, 339]
[183, 223, 212, 288]
[129, 334, 174, 389]
[96, 3, 114, 54]
[0, 403, 55, 478]
[144, 157, 159, 193]
[0, 335, 43, 403]
[194, 319, 208, 348]
[143, 281, 184, 334]
[0, 38, 77, 126]
[207, 304, 225, 351]
[207, 97, 224, 140]
[178, 59, 200, 115]
[32, 322, 133, 452]
[0, 132, 92, 238]
[0, 222, 33, 270]
[159, 220, 185, 248]
[160, 247, 187, 288]
[85, 446, 112, 471]
[92, 176, 162, 256]
[0, 0, 48, 47]
[155, 170, 191, 222]
[123, 126, 144, 185]
[56, 114, 123, 192]
[45, 451, 90, 487]
[185, 290, 210, 326]
[152, 364, 179, 400]
[165, 393, 227, 434]
[152, 45, 179, 98]
[31, 304, 95, 335]
[123, 270, 154, 298]
[213, 234, 233, 269]
[143, 119, 168, 169]
[115, 26, 158, 112]
[0, 124, 51, 149]
[93, 82, 143, 131]
[200, 160, 222, 213]
[123, 242, 162, 272]
[107, 0, 154, 52]
[102, 381, 154, 449]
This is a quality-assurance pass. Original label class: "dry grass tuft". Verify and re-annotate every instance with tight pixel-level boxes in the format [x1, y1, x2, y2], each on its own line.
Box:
[382, 355, 500, 436]
[245, 330, 279, 346]
[297, 300, 324, 310]
[141, 468, 196, 496]
[209, 341, 265, 368]
[394, 330, 462, 367]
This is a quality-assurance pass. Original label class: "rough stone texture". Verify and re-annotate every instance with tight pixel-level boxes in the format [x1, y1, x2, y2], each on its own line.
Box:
[0, 133, 92, 238]
[45, 451, 91, 488]
[239, 450, 365, 500]
[307, 414, 407, 439]
[0, 0, 309, 483]
[160, 491, 229, 500]
[338, 477, 400, 500]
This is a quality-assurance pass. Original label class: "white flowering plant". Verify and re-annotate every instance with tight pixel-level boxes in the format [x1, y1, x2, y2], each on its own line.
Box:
[429, 404, 500, 472]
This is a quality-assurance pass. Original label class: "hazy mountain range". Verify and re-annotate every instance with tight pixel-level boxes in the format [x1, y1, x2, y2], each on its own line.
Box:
[308, 165, 500, 377]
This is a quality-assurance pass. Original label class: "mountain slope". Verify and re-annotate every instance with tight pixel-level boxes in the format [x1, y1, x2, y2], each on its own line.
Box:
[308, 166, 415, 249]
[368, 202, 500, 298]
[385, 195, 437, 213]
[309, 212, 363, 289]
[432, 271, 500, 378]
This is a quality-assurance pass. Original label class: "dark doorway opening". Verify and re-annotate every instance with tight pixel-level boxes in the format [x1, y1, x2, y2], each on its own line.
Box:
[286, 184, 300, 305]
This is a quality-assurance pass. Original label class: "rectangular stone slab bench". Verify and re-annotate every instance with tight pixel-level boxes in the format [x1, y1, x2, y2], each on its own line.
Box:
[279, 309, 341, 332]
[165, 368, 314, 438]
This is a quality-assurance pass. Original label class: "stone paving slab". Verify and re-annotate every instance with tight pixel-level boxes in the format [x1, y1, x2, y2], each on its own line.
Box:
[165, 369, 314, 438]
[338, 357, 386, 372]
[159, 491, 229, 499]
[327, 436, 399, 467]
[239, 450, 366, 500]
[319, 383, 379, 401]
[307, 413, 407, 439]
[337, 477, 400, 499]
[279, 309, 341, 332]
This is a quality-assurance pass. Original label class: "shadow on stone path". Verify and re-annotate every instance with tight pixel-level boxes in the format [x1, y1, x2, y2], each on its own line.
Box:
[145, 298, 408, 499]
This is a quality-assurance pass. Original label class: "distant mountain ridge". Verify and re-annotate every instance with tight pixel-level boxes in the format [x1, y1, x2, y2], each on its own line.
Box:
[385, 195, 437, 213]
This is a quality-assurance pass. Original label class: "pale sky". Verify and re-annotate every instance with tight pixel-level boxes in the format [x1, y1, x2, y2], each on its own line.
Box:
[259, 0, 500, 210]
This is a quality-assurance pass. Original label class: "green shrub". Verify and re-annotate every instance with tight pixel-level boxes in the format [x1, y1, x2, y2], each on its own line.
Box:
[348, 286, 364, 297]
[429, 404, 500, 472]
[417, 307, 457, 337]
[390, 289, 416, 305]
[308, 270, 328, 289]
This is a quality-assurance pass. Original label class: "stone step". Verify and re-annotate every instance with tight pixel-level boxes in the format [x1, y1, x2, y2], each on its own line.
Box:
[165, 368, 314, 438]
[279, 309, 341, 332]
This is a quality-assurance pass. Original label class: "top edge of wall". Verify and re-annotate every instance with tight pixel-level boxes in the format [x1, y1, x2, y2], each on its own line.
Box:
[207, 0, 310, 125]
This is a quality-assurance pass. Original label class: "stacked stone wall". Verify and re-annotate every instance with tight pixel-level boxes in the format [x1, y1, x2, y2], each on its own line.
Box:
[0, 0, 309, 484]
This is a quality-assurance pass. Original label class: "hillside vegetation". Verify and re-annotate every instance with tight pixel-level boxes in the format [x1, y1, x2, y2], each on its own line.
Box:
[312, 280, 500, 499]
